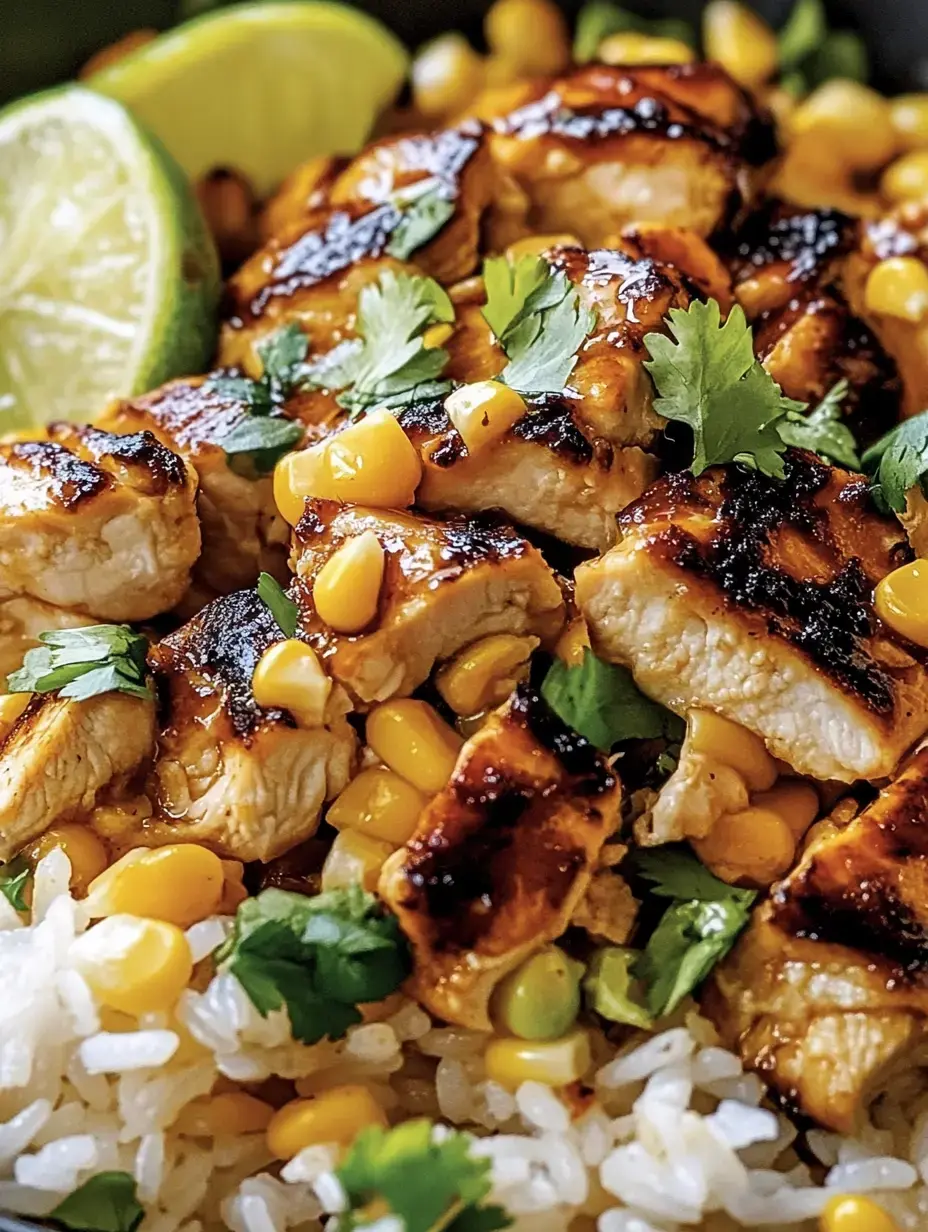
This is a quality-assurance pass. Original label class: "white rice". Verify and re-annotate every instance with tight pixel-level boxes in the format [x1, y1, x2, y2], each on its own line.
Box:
[2, 853, 928, 1232]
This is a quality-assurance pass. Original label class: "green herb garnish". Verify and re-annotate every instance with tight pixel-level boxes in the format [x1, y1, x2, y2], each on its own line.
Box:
[0, 855, 30, 913]
[387, 180, 457, 261]
[333, 1120, 512, 1232]
[50, 1172, 144, 1232]
[862, 408, 928, 513]
[777, 379, 860, 469]
[584, 947, 652, 1029]
[632, 848, 756, 1018]
[542, 648, 684, 752]
[256, 572, 299, 638]
[8, 626, 152, 703]
[217, 885, 410, 1044]
[777, 0, 868, 93]
[574, 1, 695, 61]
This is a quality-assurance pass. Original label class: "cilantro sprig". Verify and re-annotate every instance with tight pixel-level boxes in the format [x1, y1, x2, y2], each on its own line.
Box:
[483, 255, 596, 396]
[632, 848, 756, 1018]
[256, 572, 299, 638]
[217, 885, 410, 1044]
[386, 180, 457, 262]
[7, 626, 152, 703]
[574, 1, 695, 61]
[777, 379, 860, 469]
[862, 408, 928, 513]
[50, 1172, 144, 1232]
[0, 855, 30, 913]
[334, 1120, 511, 1232]
[303, 270, 455, 418]
[542, 648, 684, 752]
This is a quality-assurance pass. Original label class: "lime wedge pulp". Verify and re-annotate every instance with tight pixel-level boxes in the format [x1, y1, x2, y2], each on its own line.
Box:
[90, 2, 410, 196]
[0, 86, 220, 429]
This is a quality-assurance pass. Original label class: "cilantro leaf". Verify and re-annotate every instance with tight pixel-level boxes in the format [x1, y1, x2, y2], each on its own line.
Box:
[50, 1172, 144, 1232]
[777, 0, 827, 72]
[583, 947, 652, 1029]
[574, 1, 695, 61]
[541, 648, 684, 752]
[334, 1120, 511, 1232]
[862, 408, 928, 513]
[387, 181, 457, 261]
[257, 322, 311, 395]
[644, 300, 803, 478]
[217, 886, 410, 1044]
[776, 0, 868, 92]
[221, 416, 305, 476]
[632, 848, 756, 1018]
[0, 855, 30, 912]
[777, 380, 859, 469]
[481, 255, 552, 340]
[257, 573, 299, 638]
[7, 625, 152, 703]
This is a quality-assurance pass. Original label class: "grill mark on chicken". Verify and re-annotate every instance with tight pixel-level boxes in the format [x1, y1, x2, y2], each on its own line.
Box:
[48, 425, 189, 492]
[728, 204, 855, 285]
[5, 441, 111, 508]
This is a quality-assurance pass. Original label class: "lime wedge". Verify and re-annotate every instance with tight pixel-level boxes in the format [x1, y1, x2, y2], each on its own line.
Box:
[90, 2, 410, 196]
[0, 86, 220, 429]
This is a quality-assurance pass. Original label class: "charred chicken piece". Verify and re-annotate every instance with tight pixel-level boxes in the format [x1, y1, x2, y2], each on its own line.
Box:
[576, 451, 928, 783]
[379, 682, 622, 1029]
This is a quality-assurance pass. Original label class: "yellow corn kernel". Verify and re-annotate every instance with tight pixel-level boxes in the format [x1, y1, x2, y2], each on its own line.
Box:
[819, 1194, 900, 1232]
[86, 844, 225, 928]
[692, 807, 796, 887]
[687, 710, 777, 792]
[422, 323, 454, 350]
[598, 32, 695, 67]
[882, 150, 928, 203]
[0, 692, 30, 742]
[435, 634, 537, 715]
[313, 531, 385, 635]
[484, 1028, 592, 1090]
[751, 780, 819, 839]
[327, 767, 428, 845]
[176, 1092, 274, 1138]
[865, 256, 928, 322]
[366, 699, 464, 794]
[71, 915, 193, 1015]
[412, 34, 486, 118]
[321, 829, 394, 892]
[29, 824, 108, 895]
[874, 560, 928, 648]
[891, 94, 928, 151]
[505, 233, 582, 260]
[267, 1086, 387, 1159]
[484, 0, 571, 76]
[555, 618, 590, 667]
[444, 380, 527, 455]
[273, 445, 334, 526]
[252, 638, 332, 727]
[790, 81, 897, 172]
[326, 410, 423, 508]
[702, 1, 777, 88]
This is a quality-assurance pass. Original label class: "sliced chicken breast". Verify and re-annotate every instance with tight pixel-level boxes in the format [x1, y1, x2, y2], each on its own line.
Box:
[379, 682, 622, 1029]
[576, 451, 928, 783]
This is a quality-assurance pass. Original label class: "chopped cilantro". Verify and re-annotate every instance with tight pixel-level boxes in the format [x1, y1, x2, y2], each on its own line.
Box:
[584, 947, 652, 1029]
[7, 625, 152, 703]
[217, 885, 410, 1044]
[644, 299, 804, 478]
[777, 379, 860, 469]
[386, 180, 457, 261]
[862, 408, 928, 513]
[333, 1120, 512, 1232]
[256, 572, 299, 638]
[0, 855, 30, 913]
[541, 648, 684, 752]
[574, 1, 695, 61]
[50, 1172, 144, 1232]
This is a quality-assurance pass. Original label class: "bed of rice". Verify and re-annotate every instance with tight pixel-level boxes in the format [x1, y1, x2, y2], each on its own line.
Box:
[3, 850, 928, 1232]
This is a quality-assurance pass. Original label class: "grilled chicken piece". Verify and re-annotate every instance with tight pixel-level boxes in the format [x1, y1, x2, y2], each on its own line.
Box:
[291, 501, 565, 705]
[0, 692, 156, 862]
[643, 732, 750, 845]
[576, 451, 928, 783]
[147, 588, 355, 862]
[490, 63, 776, 245]
[99, 377, 294, 600]
[379, 683, 622, 1028]
[0, 425, 200, 623]
[705, 747, 928, 1133]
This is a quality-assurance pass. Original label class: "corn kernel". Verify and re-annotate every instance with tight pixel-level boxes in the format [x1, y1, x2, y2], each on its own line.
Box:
[882, 150, 928, 203]
[790, 81, 897, 172]
[313, 531, 385, 635]
[435, 634, 537, 715]
[702, 1, 777, 88]
[874, 560, 928, 648]
[322, 829, 395, 892]
[0, 692, 30, 742]
[687, 710, 777, 792]
[267, 1086, 387, 1158]
[327, 767, 428, 845]
[751, 780, 819, 839]
[252, 638, 332, 727]
[598, 32, 695, 67]
[484, 0, 571, 76]
[865, 256, 928, 322]
[692, 807, 796, 887]
[891, 95, 928, 151]
[71, 915, 193, 1015]
[422, 323, 454, 350]
[86, 844, 224, 928]
[176, 1092, 274, 1137]
[412, 34, 486, 118]
[273, 445, 333, 526]
[366, 699, 464, 794]
[484, 1028, 592, 1089]
[819, 1195, 900, 1232]
[444, 380, 527, 455]
[326, 410, 423, 508]
[505, 233, 582, 260]
[29, 824, 108, 895]
[555, 618, 590, 667]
